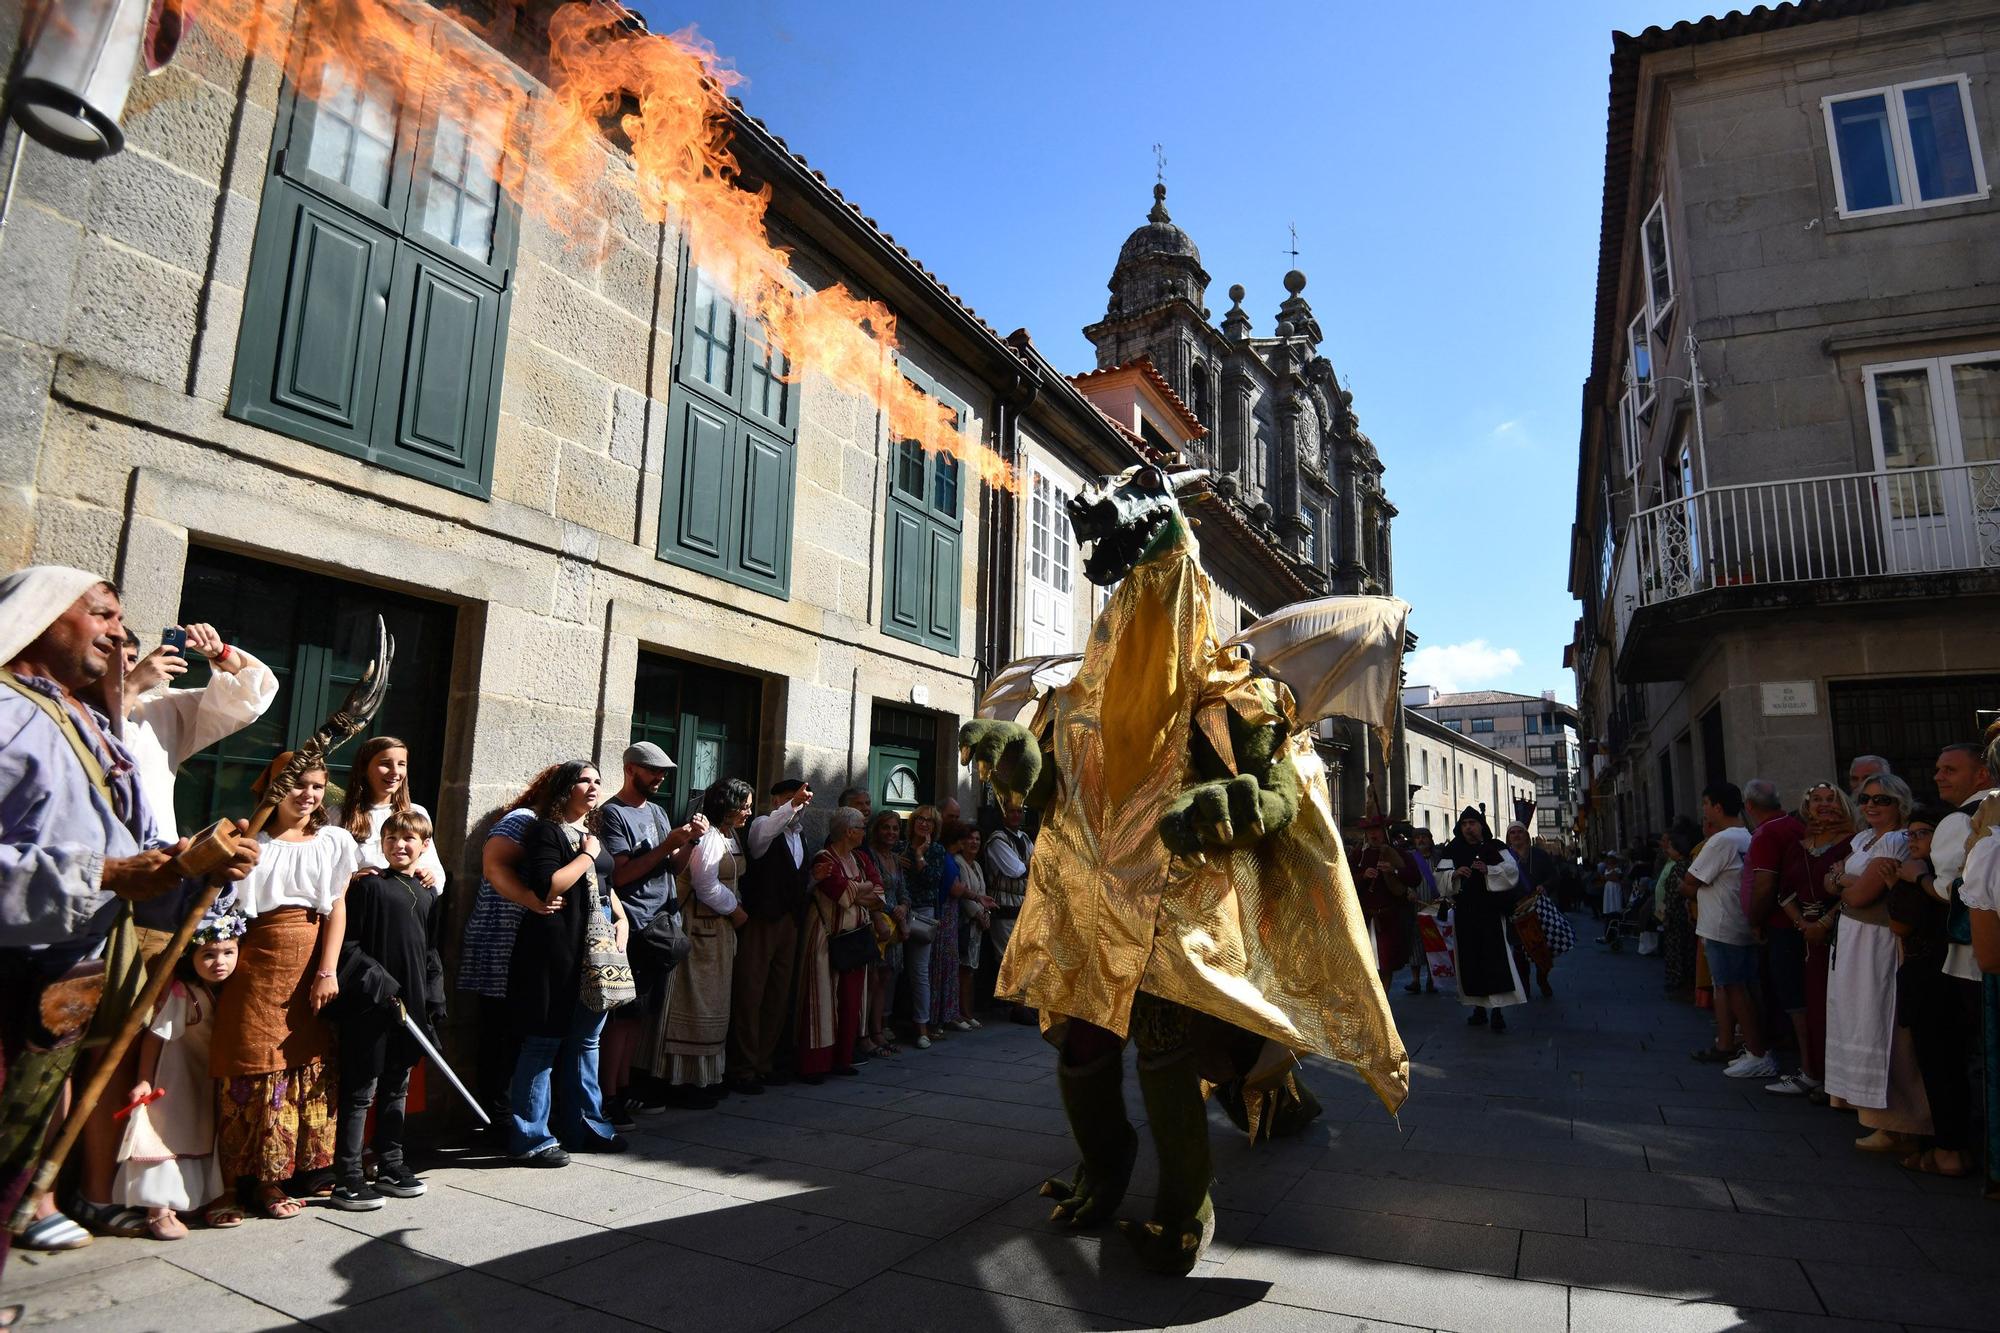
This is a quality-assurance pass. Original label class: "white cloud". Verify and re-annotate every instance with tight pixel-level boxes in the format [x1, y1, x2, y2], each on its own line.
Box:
[1406, 639, 1524, 694]
[1491, 418, 1523, 437]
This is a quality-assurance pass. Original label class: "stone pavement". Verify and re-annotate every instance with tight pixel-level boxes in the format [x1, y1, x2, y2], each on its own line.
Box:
[8, 921, 2000, 1331]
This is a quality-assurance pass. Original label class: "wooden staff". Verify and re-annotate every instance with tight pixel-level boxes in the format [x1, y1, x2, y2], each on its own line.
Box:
[7, 619, 393, 1233]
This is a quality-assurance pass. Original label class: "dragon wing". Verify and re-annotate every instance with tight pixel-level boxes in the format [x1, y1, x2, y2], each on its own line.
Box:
[1223, 596, 1410, 741]
[976, 653, 1083, 721]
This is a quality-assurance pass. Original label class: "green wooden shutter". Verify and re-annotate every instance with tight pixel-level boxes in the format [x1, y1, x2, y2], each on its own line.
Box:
[658, 244, 797, 598]
[880, 361, 966, 655]
[371, 247, 505, 495]
[230, 181, 395, 455]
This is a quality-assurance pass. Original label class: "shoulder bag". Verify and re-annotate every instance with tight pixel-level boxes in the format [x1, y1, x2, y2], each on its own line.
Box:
[577, 839, 637, 1013]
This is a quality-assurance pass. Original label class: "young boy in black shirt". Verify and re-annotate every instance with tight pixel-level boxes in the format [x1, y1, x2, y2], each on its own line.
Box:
[332, 809, 445, 1210]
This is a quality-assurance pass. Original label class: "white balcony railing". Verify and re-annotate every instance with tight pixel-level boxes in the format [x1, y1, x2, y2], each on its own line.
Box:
[1631, 461, 2000, 606]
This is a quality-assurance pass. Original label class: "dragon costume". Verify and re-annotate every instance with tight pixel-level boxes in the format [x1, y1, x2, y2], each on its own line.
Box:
[960, 465, 1410, 1274]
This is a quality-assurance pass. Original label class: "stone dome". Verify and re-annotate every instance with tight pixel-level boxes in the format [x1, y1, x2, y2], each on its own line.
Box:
[1116, 183, 1201, 268]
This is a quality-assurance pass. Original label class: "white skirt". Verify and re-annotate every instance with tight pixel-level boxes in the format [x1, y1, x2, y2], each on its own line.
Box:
[1450, 926, 1527, 1010]
[1601, 882, 1626, 916]
[1824, 917, 1896, 1108]
[114, 1152, 223, 1213]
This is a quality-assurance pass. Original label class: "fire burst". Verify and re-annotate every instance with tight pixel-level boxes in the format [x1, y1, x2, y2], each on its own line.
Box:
[193, 0, 1012, 489]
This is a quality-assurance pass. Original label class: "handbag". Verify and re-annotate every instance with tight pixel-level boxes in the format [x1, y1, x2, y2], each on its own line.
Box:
[905, 911, 937, 944]
[631, 907, 692, 977]
[578, 850, 637, 1013]
[829, 924, 878, 972]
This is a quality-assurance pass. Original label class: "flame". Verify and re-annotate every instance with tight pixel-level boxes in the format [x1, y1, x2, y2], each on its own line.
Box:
[185, 0, 1013, 490]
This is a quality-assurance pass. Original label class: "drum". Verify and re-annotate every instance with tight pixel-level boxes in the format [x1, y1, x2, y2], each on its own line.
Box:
[1512, 895, 1553, 971]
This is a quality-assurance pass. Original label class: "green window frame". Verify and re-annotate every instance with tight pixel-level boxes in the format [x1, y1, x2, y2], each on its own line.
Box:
[229, 17, 520, 499]
[658, 245, 800, 598]
[882, 358, 965, 655]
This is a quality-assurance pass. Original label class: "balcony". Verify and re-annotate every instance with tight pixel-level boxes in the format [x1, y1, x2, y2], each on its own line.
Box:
[1618, 461, 2000, 679]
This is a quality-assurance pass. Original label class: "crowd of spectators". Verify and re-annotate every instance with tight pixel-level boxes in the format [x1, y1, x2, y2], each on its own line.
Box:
[1599, 750, 2000, 1197]
[0, 564, 1043, 1298]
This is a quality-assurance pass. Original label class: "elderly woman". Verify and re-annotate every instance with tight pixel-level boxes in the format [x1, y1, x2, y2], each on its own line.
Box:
[947, 821, 996, 1030]
[1824, 773, 1931, 1152]
[900, 804, 959, 1048]
[654, 779, 753, 1105]
[798, 806, 881, 1083]
[857, 811, 908, 1056]
[508, 761, 626, 1165]
[1657, 820, 1700, 993]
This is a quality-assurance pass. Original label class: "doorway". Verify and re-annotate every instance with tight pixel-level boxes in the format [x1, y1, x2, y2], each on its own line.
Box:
[173, 547, 457, 834]
[869, 702, 939, 813]
[629, 653, 762, 820]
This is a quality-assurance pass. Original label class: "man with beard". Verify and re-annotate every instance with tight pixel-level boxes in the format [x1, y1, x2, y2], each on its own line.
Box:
[597, 742, 704, 1122]
[1, 568, 257, 1273]
[1439, 807, 1525, 1032]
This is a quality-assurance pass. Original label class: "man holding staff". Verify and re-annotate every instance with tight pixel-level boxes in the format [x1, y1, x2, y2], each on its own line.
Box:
[0, 567, 258, 1284]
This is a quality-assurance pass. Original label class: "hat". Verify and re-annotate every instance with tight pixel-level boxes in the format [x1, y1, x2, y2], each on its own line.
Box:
[193, 904, 249, 945]
[623, 741, 675, 771]
[0, 565, 109, 666]
[770, 778, 806, 797]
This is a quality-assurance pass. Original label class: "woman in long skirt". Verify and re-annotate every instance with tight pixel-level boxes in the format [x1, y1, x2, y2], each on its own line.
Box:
[1659, 822, 1700, 992]
[211, 753, 356, 1218]
[1825, 774, 1931, 1152]
[655, 780, 751, 1101]
[797, 808, 879, 1082]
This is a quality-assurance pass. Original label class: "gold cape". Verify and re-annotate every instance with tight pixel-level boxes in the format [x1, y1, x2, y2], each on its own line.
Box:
[994, 525, 1410, 1114]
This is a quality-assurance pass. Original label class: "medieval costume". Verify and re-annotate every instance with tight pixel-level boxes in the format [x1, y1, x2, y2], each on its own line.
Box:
[1439, 807, 1526, 1026]
[1352, 819, 1421, 982]
[658, 825, 741, 1090]
[797, 847, 874, 1079]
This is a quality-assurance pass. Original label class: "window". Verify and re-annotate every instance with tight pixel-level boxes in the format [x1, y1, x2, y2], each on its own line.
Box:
[1537, 775, 1556, 797]
[230, 28, 520, 497]
[1617, 387, 1644, 483]
[1538, 809, 1558, 832]
[883, 359, 966, 654]
[1863, 352, 2000, 571]
[1824, 76, 1988, 218]
[1529, 744, 1556, 765]
[1641, 196, 1674, 325]
[659, 248, 799, 597]
[1628, 313, 1654, 415]
[1302, 505, 1322, 566]
[1444, 718, 1463, 733]
[1024, 460, 1074, 654]
[1470, 718, 1494, 734]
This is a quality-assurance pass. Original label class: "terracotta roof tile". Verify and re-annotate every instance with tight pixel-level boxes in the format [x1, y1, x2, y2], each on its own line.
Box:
[1071, 358, 1208, 440]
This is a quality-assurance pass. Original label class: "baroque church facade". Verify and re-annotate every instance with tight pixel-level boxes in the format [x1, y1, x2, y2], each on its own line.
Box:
[1083, 184, 1397, 599]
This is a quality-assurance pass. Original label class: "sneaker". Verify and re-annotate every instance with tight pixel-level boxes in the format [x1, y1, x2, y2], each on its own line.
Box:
[329, 1183, 385, 1211]
[1690, 1045, 1741, 1064]
[604, 1097, 638, 1131]
[914, 1035, 932, 1049]
[1763, 1072, 1822, 1097]
[513, 1144, 570, 1169]
[1723, 1052, 1778, 1079]
[567, 1135, 629, 1155]
[374, 1164, 426, 1198]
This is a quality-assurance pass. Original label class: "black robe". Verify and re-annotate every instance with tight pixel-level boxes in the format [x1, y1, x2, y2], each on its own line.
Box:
[342, 868, 444, 1077]
[509, 818, 615, 1038]
[1443, 818, 1524, 1001]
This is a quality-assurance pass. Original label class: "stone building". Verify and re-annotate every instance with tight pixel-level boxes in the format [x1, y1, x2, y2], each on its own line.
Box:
[984, 184, 1410, 821]
[0, 0, 1033, 877]
[1405, 687, 1582, 844]
[1402, 710, 1543, 844]
[1568, 0, 2000, 850]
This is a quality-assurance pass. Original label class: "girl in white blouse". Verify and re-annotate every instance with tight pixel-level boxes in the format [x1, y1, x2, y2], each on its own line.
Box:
[211, 754, 357, 1219]
[340, 736, 448, 892]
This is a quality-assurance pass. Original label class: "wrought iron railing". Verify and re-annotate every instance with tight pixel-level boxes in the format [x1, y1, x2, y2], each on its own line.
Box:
[1631, 462, 2000, 606]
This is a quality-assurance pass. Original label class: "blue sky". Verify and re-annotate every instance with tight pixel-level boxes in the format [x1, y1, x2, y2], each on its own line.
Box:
[634, 0, 1710, 703]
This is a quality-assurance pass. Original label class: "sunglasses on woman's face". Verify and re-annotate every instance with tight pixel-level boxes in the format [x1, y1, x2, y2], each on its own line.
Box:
[1860, 794, 1899, 807]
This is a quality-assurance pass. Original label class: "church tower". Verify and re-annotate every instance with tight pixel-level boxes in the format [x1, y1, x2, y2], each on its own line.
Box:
[1082, 183, 1225, 442]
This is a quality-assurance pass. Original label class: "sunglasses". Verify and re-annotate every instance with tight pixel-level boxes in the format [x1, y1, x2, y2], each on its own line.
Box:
[1859, 793, 1899, 807]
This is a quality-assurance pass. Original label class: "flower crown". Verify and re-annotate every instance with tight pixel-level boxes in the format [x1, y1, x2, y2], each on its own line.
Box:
[193, 907, 249, 946]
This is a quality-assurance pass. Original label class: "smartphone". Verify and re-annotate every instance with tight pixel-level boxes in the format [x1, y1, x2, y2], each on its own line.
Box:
[161, 626, 189, 657]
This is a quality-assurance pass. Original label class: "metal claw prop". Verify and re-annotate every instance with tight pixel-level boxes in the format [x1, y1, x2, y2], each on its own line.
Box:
[9, 618, 395, 1233]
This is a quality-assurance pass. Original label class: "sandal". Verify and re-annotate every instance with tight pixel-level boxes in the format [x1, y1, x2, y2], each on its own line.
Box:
[204, 1201, 245, 1229]
[257, 1185, 304, 1220]
[71, 1199, 148, 1239]
[16, 1211, 92, 1251]
[1900, 1149, 1973, 1179]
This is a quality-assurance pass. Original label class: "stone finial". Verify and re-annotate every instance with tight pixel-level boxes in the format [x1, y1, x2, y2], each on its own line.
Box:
[1149, 181, 1171, 224]
[1283, 269, 1307, 295]
[1222, 284, 1251, 341]
[1274, 319, 1295, 339]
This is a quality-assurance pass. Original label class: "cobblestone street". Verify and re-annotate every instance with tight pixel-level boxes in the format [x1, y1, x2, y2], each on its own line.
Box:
[8, 924, 1999, 1332]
